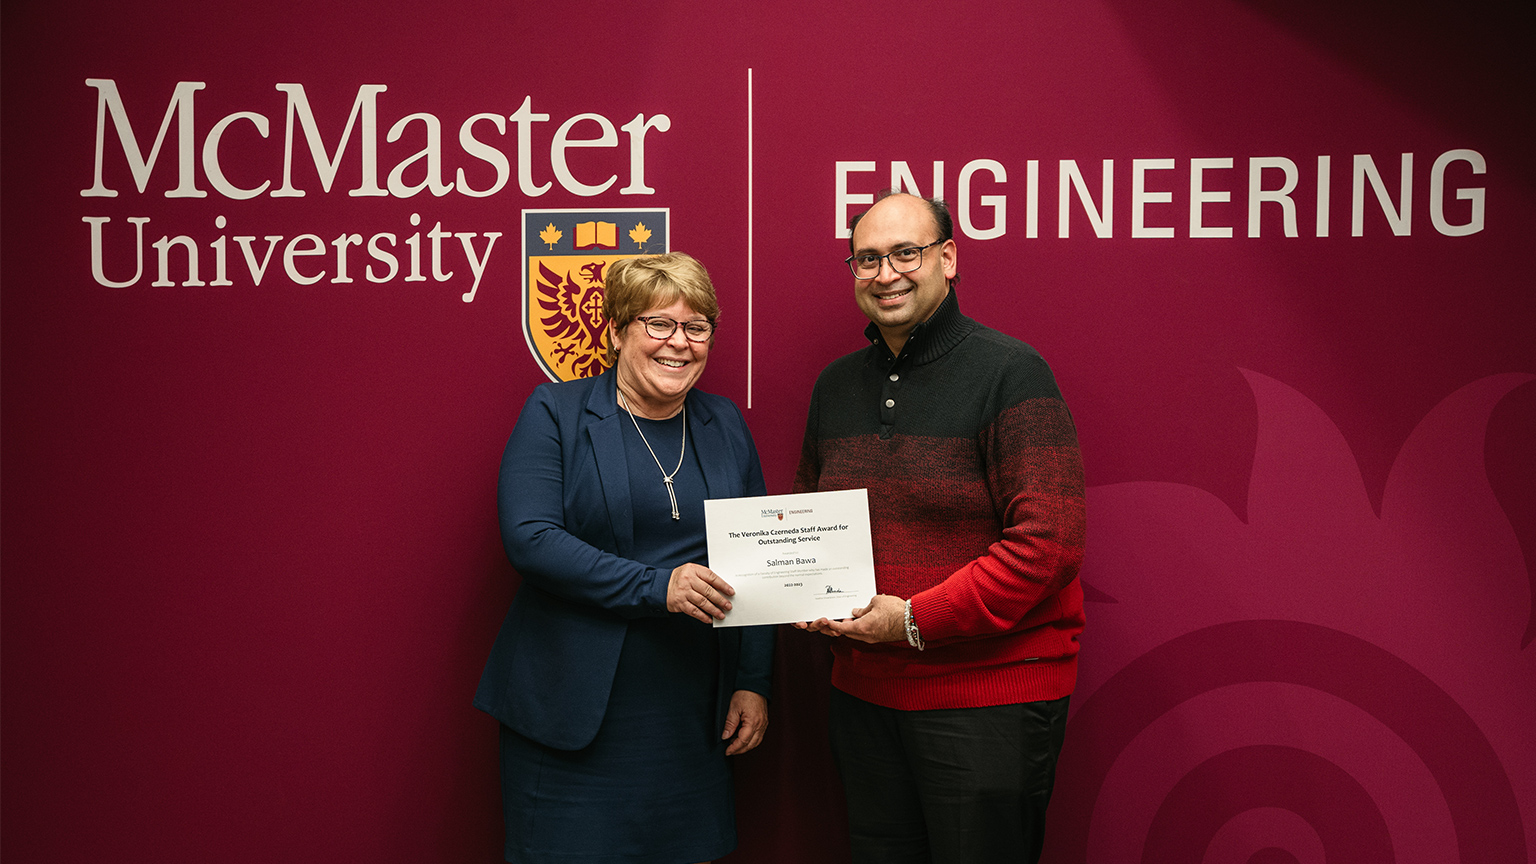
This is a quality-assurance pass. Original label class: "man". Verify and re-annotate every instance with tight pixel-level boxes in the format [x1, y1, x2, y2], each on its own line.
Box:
[795, 191, 1086, 864]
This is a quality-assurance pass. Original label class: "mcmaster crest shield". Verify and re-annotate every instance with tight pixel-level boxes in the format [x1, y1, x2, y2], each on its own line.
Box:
[521, 208, 670, 382]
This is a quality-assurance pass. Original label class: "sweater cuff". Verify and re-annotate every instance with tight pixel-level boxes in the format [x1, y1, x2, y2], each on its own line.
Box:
[908, 587, 960, 642]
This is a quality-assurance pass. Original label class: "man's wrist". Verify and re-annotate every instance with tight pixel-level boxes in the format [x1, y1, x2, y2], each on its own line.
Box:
[904, 598, 925, 651]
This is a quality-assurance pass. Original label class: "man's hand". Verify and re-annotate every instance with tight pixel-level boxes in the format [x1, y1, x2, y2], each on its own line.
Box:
[722, 689, 768, 755]
[793, 594, 906, 644]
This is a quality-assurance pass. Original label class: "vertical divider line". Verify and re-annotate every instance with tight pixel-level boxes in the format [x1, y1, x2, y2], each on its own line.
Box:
[747, 68, 754, 409]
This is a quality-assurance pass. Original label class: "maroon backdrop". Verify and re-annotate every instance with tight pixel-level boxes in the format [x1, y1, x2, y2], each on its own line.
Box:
[4, 1, 1533, 862]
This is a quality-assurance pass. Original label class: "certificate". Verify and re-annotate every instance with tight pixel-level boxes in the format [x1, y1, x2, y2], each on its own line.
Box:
[704, 488, 877, 628]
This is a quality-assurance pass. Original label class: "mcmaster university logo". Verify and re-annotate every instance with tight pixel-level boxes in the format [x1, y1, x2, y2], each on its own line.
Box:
[522, 208, 670, 382]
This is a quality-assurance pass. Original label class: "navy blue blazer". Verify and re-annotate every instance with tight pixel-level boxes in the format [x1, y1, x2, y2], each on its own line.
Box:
[474, 369, 774, 751]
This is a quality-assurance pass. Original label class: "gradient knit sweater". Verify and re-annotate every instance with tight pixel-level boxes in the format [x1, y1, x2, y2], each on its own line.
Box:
[794, 290, 1086, 710]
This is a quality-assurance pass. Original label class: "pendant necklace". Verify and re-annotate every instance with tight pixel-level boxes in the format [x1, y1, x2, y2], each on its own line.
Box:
[618, 391, 686, 520]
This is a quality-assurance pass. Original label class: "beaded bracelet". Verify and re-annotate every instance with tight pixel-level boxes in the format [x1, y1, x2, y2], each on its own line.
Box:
[904, 598, 925, 651]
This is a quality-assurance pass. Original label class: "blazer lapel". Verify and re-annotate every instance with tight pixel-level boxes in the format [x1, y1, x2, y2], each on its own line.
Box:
[585, 372, 634, 556]
[687, 393, 735, 500]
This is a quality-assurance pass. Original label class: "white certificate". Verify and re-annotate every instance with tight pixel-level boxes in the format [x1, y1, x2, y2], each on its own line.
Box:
[704, 488, 877, 628]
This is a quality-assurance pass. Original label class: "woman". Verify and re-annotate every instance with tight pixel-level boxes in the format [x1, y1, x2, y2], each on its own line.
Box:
[474, 252, 773, 864]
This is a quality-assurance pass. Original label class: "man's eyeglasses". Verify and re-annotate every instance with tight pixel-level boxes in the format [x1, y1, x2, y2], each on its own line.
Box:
[634, 316, 716, 342]
[845, 240, 942, 279]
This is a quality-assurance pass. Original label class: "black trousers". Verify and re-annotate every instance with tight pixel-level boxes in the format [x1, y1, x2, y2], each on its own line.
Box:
[829, 688, 1070, 864]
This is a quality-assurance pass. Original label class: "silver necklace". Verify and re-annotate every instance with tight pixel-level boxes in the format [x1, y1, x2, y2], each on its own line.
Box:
[618, 391, 686, 520]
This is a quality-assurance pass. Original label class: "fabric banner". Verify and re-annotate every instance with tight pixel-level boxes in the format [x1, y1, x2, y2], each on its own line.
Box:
[3, 1, 1532, 862]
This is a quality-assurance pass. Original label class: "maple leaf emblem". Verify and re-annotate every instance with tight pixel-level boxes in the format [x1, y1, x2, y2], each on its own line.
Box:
[538, 223, 562, 250]
[534, 260, 610, 379]
[629, 222, 652, 250]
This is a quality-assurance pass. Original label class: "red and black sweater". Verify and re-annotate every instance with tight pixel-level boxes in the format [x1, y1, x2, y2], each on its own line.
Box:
[794, 290, 1086, 710]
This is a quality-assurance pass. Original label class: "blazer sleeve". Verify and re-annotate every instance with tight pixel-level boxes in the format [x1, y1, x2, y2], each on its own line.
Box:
[498, 385, 669, 618]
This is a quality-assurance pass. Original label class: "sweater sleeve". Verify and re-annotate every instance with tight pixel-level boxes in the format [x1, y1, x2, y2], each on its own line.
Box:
[908, 364, 1086, 642]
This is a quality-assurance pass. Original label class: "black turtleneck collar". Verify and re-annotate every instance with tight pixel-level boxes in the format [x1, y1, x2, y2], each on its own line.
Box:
[862, 287, 976, 366]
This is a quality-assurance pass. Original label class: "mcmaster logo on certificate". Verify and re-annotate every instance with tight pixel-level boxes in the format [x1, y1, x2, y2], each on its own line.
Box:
[704, 489, 877, 628]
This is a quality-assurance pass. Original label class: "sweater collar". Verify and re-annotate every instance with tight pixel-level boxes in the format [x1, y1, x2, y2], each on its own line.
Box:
[862, 287, 975, 365]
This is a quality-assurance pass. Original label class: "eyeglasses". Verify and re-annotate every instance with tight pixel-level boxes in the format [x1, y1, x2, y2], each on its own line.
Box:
[845, 240, 942, 278]
[634, 316, 716, 342]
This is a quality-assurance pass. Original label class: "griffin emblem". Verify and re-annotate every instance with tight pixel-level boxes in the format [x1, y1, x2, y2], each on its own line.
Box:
[535, 260, 611, 381]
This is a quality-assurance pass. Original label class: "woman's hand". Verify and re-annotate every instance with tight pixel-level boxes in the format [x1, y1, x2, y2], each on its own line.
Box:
[667, 563, 734, 624]
[721, 689, 768, 755]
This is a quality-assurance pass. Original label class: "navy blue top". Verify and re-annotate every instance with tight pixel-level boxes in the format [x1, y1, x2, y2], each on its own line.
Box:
[616, 410, 717, 713]
[623, 410, 708, 566]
